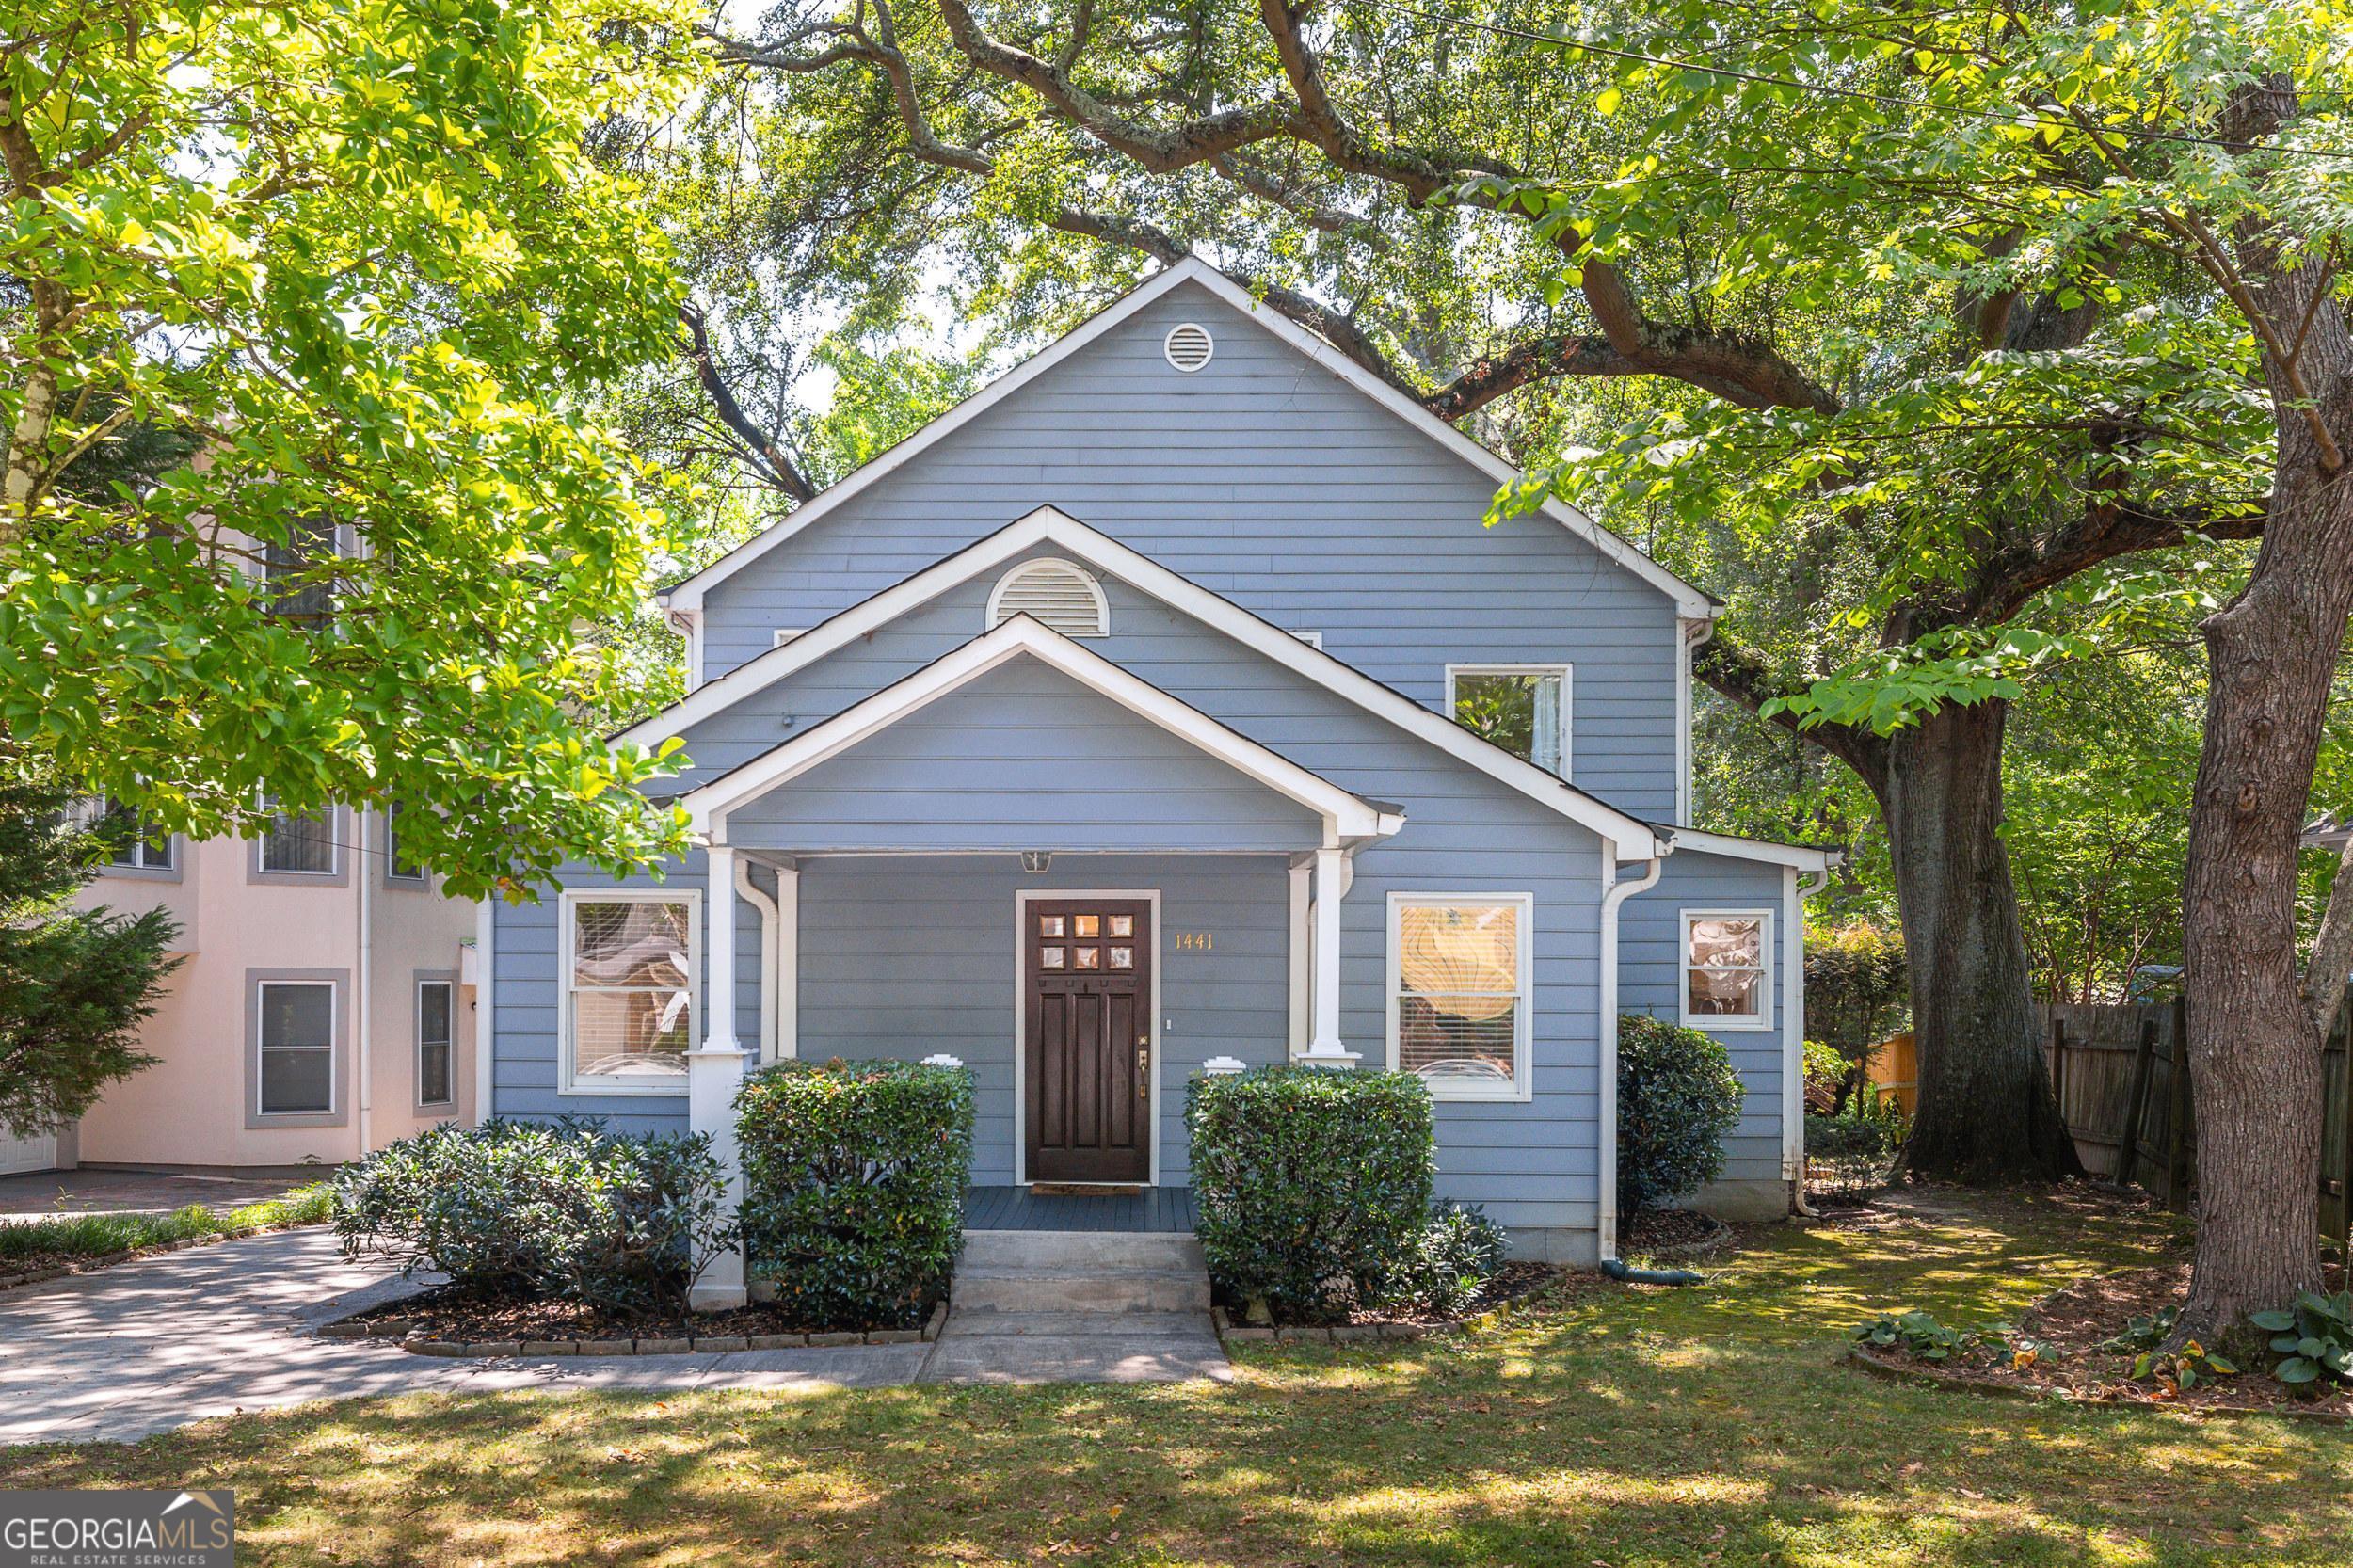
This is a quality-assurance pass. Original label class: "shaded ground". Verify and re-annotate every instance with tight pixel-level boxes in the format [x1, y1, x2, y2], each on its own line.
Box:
[0, 1167, 311, 1222]
[5, 1187, 2349, 1565]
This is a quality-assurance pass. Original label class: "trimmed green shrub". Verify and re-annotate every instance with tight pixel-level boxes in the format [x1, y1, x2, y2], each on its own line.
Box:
[1618, 1013, 1744, 1214]
[735, 1058, 975, 1332]
[1383, 1203, 1512, 1317]
[331, 1119, 733, 1317]
[1188, 1065, 1435, 1321]
[1805, 1102, 1905, 1199]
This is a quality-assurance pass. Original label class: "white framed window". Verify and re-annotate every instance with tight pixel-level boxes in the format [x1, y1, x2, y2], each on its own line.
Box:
[1289, 629, 1323, 649]
[772, 628, 808, 648]
[264, 518, 341, 625]
[256, 793, 338, 877]
[256, 980, 337, 1116]
[1386, 892, 1535, 1101]
[384, 804, 426, 883]
[986, 558, 1110, 637]
[1446, 664, 1570, 776]
[416, 978, 456, 1108]
[77, 794, 174, 872]
[1682, 910, 1774, 1031]
[559, 891, 696, 1094]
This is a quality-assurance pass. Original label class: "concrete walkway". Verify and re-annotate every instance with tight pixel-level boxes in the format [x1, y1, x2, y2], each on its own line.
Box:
[0, 1227, 1228, 1446]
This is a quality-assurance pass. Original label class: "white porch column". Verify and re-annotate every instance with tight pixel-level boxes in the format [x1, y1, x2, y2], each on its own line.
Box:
[688, 841, 749, 1310]
[1303, 846, 1359, 1065]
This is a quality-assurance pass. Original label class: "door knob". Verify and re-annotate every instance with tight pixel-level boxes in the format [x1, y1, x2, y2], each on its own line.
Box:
[1137, 1045, 1150, 1098]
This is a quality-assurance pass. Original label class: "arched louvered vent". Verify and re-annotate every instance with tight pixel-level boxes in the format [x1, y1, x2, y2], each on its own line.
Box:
[987, 558, 1111, 637]
[1163, 322, 1215, 373]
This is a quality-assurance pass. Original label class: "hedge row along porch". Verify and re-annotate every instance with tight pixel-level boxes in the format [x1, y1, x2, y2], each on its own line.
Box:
[479, 261, 1837, 1306]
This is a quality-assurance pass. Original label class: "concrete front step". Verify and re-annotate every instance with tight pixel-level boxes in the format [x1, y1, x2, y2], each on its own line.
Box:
[951, 1228, 1214, 1315]
[952, 1264, 1211, 1316]
[958, 1229, 1205, 1272]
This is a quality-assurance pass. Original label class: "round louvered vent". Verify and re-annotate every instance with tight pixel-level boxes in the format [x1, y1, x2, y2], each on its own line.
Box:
[987, 558, 1110, 637]
[1163, 322, 1215, 373]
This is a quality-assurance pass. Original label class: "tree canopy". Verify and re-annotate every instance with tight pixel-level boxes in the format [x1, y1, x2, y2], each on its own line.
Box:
[0, 0, 711, 897]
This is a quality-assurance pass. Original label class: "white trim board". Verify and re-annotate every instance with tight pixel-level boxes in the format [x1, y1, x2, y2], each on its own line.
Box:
[658, 257, 1721, 622]
[1013, 887, 1164, 1188]
[630, 505, 1667, 861]
[679, 612, 1403, 846]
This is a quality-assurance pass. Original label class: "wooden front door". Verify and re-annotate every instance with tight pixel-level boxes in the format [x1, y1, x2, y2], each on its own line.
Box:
[1025, 898, 1153, 1184]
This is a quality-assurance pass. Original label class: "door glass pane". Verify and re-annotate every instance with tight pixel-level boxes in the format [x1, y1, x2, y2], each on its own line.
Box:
[1109, 946, 1133, 969]
[1074, 947, 1100, 969]
[1038, 915, 1064, 937]
[1039, 947, 1064, 968]
[1108, 915, 1133, 937]
[1073, 914, 1099, 937]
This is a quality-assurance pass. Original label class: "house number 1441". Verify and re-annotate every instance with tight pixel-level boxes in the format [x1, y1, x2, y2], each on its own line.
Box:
[1175, 932, 1213, 952]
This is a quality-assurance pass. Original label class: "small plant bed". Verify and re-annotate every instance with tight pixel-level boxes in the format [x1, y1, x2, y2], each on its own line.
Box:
[0, 1186, 333, 1290]
[1622, 1208, 1730, 1257]
[1214, 1260, 1577, 1342]
[1849, 1261, 2353, 1422]
[324, 1288, 948, 1355]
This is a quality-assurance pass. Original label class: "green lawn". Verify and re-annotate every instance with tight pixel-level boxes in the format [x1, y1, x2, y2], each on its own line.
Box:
[4, 1188, 2346, 1566]
[0, 1184, 332, 1268]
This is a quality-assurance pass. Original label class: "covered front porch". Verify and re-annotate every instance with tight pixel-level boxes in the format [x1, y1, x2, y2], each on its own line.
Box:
[673, 619, 1401, 1304]
[964, 1184, 1200, 1233]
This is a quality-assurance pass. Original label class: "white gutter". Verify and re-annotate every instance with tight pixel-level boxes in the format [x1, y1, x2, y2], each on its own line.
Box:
[1595, 850, 1665, 1261]
[733, 856, 780, 1063]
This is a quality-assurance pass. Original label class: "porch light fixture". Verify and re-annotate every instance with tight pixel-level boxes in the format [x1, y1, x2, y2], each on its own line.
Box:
[1021, 851, 1052, 872]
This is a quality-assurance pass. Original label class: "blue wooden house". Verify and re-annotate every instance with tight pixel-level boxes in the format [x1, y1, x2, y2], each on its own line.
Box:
[476, 259, 1835, 1306]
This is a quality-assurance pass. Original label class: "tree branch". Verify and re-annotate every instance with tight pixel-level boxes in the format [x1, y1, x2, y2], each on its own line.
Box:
[677, 302, 813, 503]
[1693, 632, 1889, 788]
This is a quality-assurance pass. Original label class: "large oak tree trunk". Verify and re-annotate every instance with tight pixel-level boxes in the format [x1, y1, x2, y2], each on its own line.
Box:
[1876, 698, 2080, 1179]
[2177, 241, 2353, 1334]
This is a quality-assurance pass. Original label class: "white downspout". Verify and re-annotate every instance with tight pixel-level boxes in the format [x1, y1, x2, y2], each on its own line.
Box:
[734, 856, 779, 1064]
[472, 897, 494, 1126]
[355, 809, 374, 1158]
[1597, 844, 1666, 1262]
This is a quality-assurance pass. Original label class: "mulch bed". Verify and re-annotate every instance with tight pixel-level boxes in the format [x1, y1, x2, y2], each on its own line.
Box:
[1853, 1259, 2353, 1421]
[340, 1286, 930, 1346]
[1624, 1208, 1731, 1256]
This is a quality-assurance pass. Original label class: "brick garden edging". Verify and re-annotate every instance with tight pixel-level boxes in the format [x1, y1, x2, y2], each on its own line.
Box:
[318, 1298, 951, 1357]
[0, 1222, 324, 1294]
[1211, 1301, 1518, 1345]
[1846, 1341, 2353, 1427]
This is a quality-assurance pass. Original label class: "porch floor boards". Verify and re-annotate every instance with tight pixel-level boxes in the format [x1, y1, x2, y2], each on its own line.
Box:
[964, 1185, 1198, 1233]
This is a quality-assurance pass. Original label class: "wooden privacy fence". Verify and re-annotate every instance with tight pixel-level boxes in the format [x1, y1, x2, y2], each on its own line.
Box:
[2037, 990, 2353, 1253]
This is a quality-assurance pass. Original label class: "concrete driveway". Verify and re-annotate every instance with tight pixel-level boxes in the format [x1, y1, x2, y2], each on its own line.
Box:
[0, 1168, 312, 1222]
[0, 1227, 1229, 1445]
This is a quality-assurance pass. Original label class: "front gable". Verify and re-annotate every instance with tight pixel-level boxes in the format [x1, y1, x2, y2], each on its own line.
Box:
[665, 264, 1714, 825]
